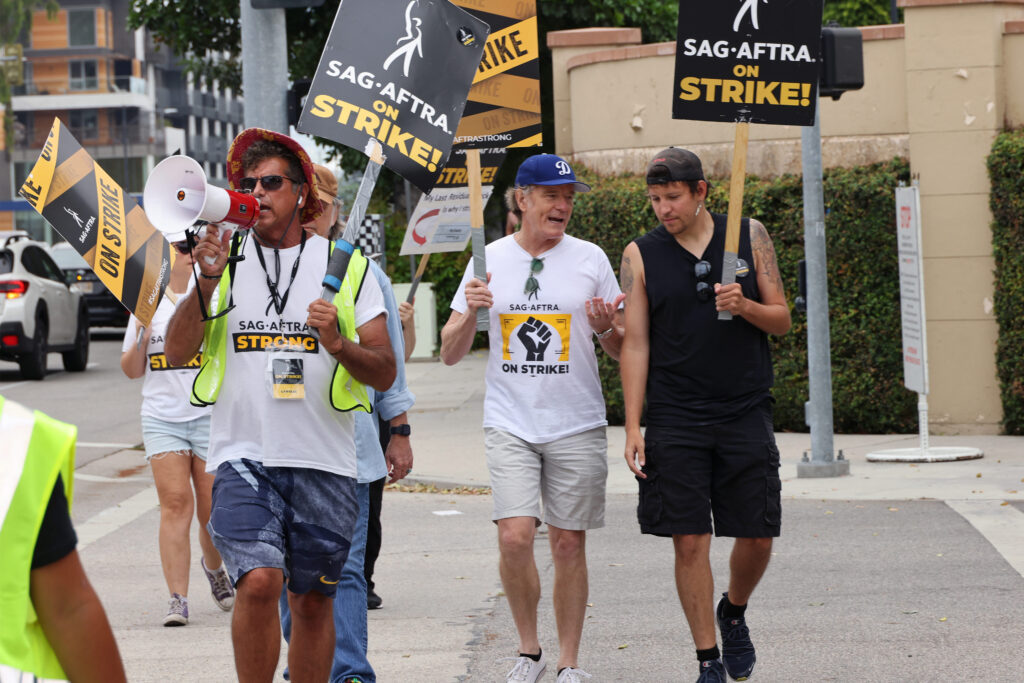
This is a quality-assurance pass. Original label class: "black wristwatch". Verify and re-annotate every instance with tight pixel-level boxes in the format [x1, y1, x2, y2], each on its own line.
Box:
[389, 424, 411, 437]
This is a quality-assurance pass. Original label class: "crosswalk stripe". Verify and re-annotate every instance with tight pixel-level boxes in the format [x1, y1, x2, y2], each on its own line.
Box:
[76, 486, 159, 551]
[945, 499, 1024, 579]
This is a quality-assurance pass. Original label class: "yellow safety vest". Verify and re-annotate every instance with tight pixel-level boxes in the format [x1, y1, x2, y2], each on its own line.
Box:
[190, 238, 371, 413]
[0, 396, 76, 683]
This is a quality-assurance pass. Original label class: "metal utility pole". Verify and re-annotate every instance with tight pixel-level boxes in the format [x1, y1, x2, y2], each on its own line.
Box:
[240, 1, 289, 132]
[797, 102, 849, 478]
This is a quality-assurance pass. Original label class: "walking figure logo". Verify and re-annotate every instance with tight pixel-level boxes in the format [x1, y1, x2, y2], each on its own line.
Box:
[383, 1, 424, 78]
[733, 0, 768, 32]
[64, 206, 84, 228]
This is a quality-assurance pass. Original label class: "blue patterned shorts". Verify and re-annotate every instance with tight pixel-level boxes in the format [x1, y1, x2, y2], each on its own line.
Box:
[208, 459, 357, 596]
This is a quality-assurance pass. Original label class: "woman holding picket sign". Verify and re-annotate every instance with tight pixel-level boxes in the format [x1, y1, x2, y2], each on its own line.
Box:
[120, 232, 235, 626]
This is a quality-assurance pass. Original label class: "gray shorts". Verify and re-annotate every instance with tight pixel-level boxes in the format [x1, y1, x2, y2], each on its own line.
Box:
[484, 426, 608, 531]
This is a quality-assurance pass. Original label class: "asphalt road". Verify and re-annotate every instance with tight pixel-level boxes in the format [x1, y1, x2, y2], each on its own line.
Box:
[5, 336, 1024, 681]
[0, 328, 140, 467]
[63, 471, 1024, 682]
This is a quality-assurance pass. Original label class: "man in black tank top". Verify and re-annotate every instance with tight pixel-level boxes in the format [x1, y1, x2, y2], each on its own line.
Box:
[619, 148, 791, 683]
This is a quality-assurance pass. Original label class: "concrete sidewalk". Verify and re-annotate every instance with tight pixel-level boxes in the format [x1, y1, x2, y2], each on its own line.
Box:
[404, 351, 1024, 503]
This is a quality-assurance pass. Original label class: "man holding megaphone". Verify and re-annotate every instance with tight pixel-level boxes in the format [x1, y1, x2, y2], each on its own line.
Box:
[164, 128, 396, 683]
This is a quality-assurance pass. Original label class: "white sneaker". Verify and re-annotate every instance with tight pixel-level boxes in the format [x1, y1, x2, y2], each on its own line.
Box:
[504, 650, 547, 682]
[556, 667, 592, 683]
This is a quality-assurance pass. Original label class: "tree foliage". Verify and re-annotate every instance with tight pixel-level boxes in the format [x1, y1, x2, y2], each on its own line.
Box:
[128, 0, 242, 91]
[1, 0, 56, 149]
[823, 0, 898, 28]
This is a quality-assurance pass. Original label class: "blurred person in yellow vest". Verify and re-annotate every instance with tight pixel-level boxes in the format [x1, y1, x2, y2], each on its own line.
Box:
[0, 395, 126, 683]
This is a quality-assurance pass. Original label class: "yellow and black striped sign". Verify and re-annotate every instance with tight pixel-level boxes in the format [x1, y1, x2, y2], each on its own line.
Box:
[451, 0, 541, 149]
[17, 118, 172, 327]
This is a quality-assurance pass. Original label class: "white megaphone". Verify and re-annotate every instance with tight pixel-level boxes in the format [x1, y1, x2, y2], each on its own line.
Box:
[143, 155, 259, 235]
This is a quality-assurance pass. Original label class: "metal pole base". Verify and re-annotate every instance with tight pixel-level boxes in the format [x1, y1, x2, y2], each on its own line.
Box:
[866, 447, 983, 463]
[797, 450, 850, 478]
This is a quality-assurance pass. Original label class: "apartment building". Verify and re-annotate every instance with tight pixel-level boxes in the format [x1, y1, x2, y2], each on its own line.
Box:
[0, 0, 243, 240]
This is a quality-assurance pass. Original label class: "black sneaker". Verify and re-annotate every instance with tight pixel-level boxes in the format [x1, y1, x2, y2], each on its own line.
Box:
[697, 658, 726, 683]
[367, 589, 382, 610]
[716, 594, 756, 680]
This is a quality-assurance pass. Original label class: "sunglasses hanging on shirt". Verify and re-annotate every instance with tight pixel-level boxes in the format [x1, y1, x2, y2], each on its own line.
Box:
[524, 257, 544, 301]
[695, 260, 713, 303]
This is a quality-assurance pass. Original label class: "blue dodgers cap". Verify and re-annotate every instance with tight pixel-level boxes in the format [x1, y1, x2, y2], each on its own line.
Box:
[514, 154, 591, 193]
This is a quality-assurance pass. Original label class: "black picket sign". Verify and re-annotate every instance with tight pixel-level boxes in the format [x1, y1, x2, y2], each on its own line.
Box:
[298, 0, 490, 193]
[672, 0, 824, 126]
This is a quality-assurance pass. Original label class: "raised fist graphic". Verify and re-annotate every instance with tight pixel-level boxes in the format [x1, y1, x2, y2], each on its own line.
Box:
[517, 316, 552, 362]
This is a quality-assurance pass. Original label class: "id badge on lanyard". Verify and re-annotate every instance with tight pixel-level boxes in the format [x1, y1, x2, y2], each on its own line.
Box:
[265, 338, 306, 399]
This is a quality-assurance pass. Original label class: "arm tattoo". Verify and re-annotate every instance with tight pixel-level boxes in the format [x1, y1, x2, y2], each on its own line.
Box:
[620, 255, 634, 294]
[751, 222, 784, 293]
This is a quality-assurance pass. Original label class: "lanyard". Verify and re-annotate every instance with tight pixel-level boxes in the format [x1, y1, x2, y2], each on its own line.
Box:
[254, 229, 307, 318]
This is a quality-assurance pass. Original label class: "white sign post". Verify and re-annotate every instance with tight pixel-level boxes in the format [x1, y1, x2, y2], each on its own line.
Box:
[868, 182, 982, 463]
[896, 184, 928, 396]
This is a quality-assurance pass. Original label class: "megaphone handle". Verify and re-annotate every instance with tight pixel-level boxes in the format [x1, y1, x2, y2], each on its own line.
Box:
[200, 223, 225, 265]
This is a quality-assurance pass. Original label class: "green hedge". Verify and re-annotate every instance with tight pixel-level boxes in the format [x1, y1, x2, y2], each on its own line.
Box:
[988, 129, 1024, 434]
[383, 158, 918, 433]
[570, 158, 915, 433]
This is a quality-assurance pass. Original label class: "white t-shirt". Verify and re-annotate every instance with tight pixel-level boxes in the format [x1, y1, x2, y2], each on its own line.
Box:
[122, 287, 211, 423]
[205, 234, 386, 477]
[451, 234, 621, 443]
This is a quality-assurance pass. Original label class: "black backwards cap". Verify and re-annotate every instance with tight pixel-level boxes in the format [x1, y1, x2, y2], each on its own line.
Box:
[646, 147, 705, 185]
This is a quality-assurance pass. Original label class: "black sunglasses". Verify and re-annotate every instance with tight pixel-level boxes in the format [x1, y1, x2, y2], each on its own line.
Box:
[695, 260, 713, 302]
[171, 240, 190, 255]
[238, 175, 299, 192]
[524, 257, 544, 300]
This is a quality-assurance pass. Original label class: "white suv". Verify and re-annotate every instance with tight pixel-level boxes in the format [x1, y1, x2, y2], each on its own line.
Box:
[0, 231, 89, 379]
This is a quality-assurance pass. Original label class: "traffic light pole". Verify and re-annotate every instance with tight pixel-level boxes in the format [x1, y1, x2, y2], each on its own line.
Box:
[240, 0, 290, 132]
[797, 101, 849, 478]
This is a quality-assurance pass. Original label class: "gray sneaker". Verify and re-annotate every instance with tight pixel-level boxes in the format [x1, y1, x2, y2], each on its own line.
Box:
[504, 650, 546, 682]
[202, 558, 235, 611]
[163, 593, 189, 626]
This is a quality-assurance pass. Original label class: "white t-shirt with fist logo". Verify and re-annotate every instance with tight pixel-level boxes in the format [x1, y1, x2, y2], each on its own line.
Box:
[451, 234, 621, 443]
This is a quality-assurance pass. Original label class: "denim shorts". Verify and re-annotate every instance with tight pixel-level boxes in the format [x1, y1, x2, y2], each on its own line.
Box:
[140, 414, 211, 461]
[484, 426, 608, 531]
[208, 459, 358, 596]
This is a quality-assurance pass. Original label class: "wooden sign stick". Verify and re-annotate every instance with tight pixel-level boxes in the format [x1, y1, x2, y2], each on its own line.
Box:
[406, 252, 431, 303]
[466, 148, 488, 331]
[719, 121, 749, 321]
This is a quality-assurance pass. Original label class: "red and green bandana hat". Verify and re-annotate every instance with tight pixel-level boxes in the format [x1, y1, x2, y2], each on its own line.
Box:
[226, 128, 323, 225]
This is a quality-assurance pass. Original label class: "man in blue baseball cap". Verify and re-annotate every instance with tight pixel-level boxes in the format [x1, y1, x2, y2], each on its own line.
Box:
[441, 153, 625, 683]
